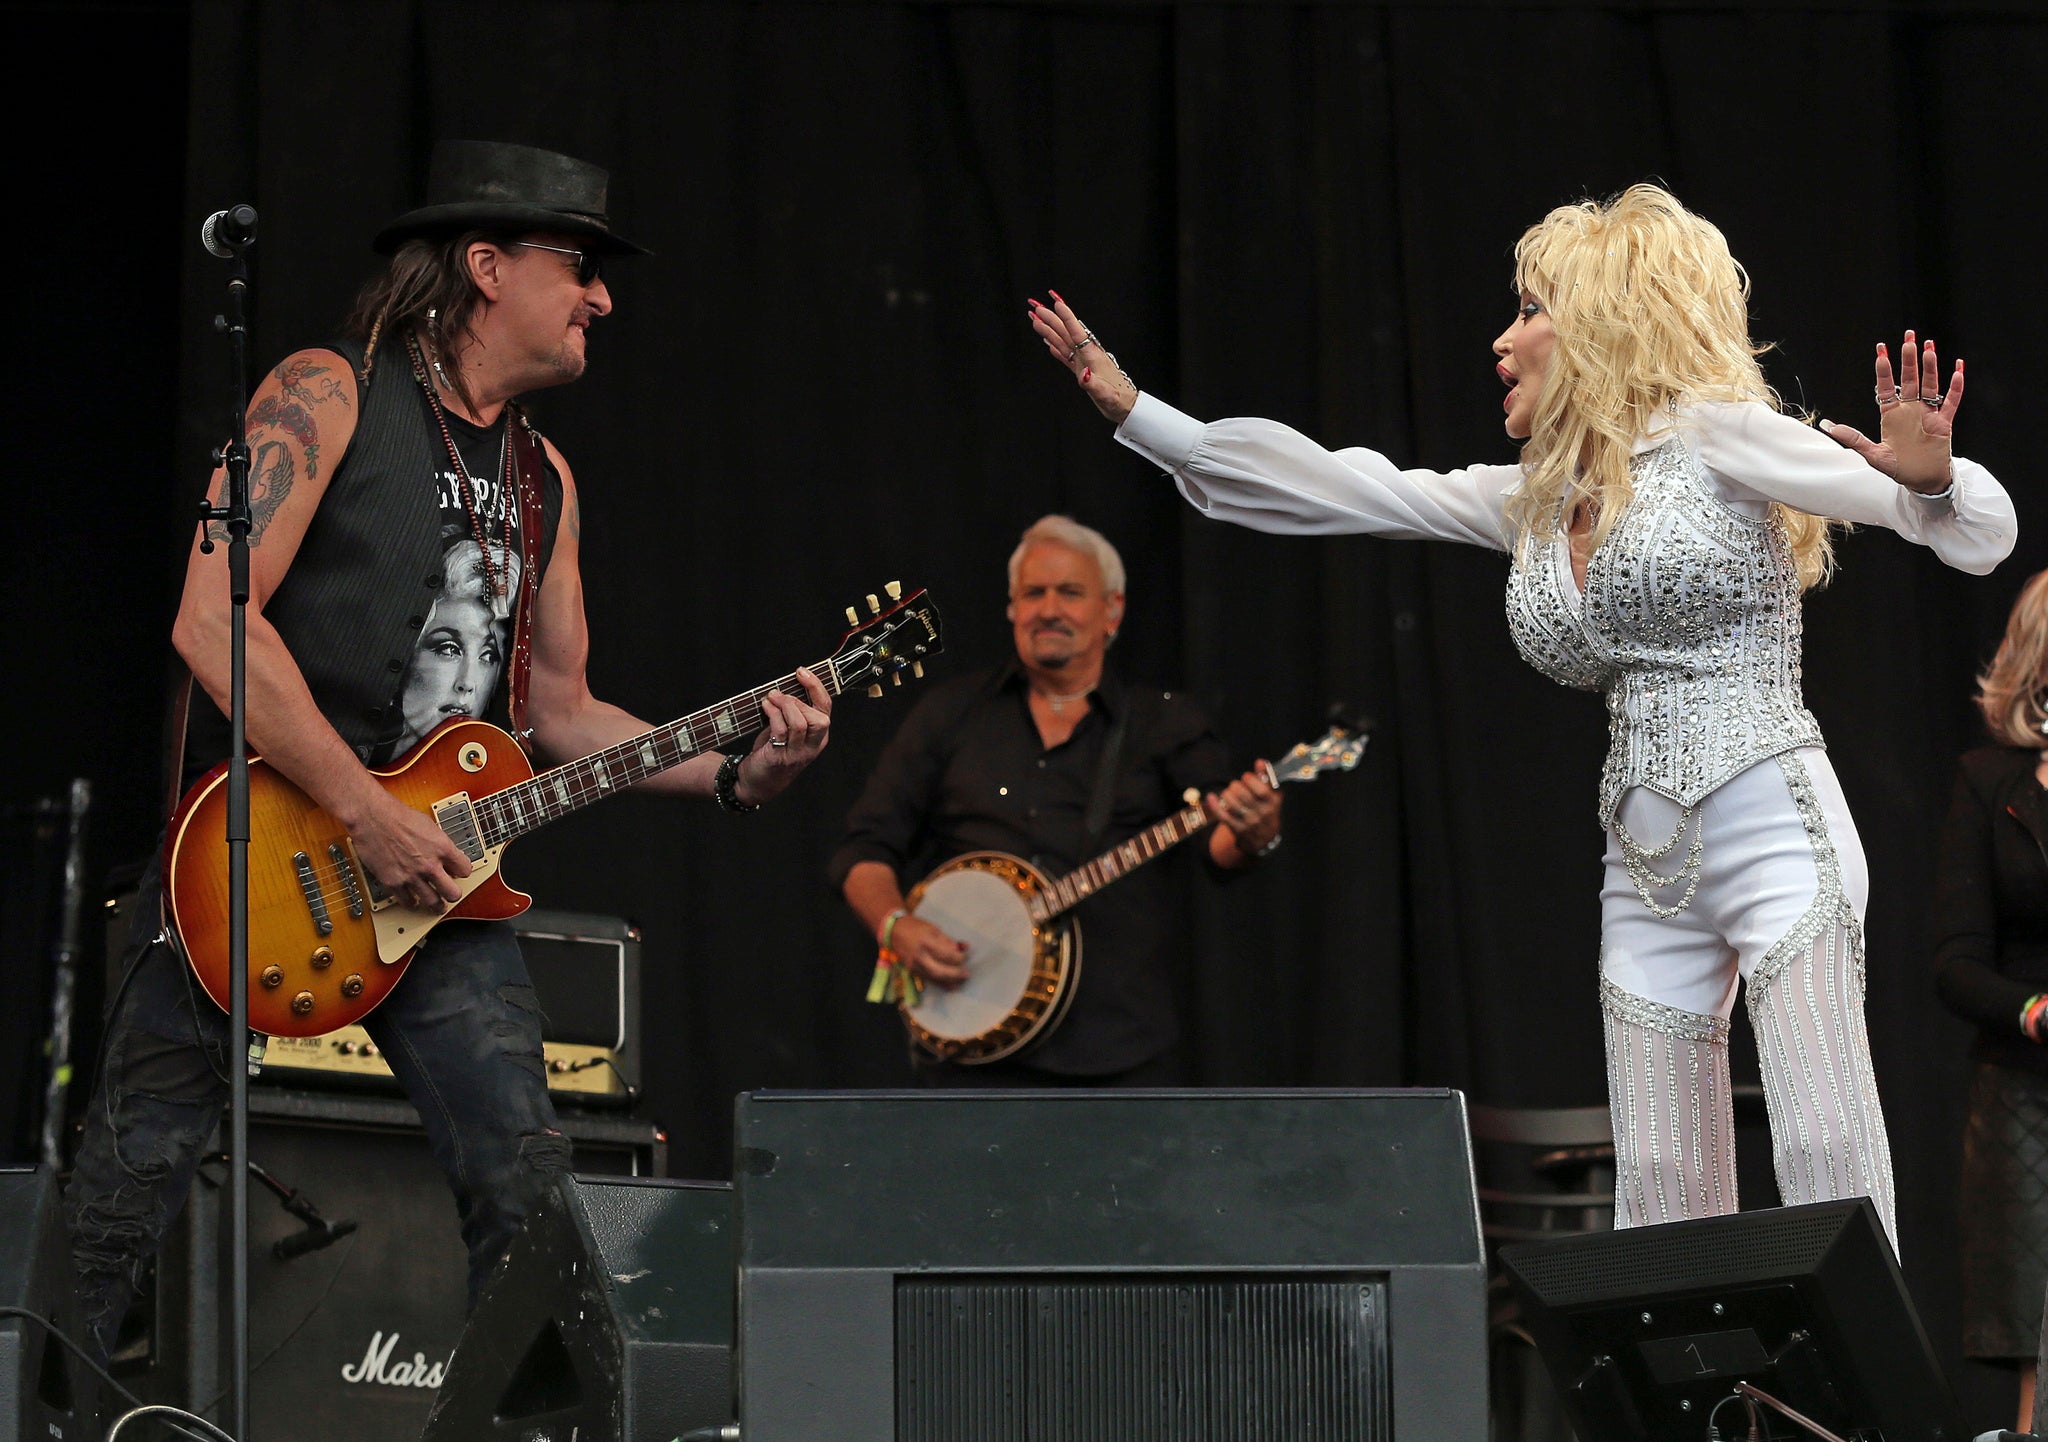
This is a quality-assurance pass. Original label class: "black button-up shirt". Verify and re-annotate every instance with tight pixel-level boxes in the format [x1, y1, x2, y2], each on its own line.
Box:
[829, 663, 1239, 1073]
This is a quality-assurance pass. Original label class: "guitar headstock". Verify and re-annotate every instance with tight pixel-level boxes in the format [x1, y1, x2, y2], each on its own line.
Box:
[829, 583, 945, 697]
[1270, 714, 1372, 784]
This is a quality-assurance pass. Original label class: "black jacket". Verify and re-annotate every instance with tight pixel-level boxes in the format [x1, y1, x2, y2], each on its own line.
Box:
[1934, 745, 2048, 1075]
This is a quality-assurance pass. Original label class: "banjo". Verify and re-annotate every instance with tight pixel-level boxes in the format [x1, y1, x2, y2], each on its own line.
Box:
[900, 718, 1369, 1063]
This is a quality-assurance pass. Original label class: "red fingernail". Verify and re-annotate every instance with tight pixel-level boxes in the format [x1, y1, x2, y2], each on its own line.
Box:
[1082, 367, 1092, 382]
[1049, 289, 1064, 301]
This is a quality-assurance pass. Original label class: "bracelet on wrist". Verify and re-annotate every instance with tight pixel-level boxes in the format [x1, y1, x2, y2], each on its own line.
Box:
[878, 907, 908, 951]
[1253, 832, 1282, 859]
[713, 752, 759, 814]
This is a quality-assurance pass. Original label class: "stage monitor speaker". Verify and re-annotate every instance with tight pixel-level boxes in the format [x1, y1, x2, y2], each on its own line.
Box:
[1501, 1198, 1957, 1442]
[735, 1088, 1486, 1442]
[119, 1089, 664, 1442]
[0, 1166, 100, 1442]
[422, 1175, 733, 1442]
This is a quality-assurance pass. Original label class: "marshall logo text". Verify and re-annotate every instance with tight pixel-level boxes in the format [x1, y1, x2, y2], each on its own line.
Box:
[340, 1330, 449, 1390]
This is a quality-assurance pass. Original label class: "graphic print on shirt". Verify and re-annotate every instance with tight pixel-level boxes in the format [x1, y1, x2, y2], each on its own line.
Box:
[390, 415, 522, 763]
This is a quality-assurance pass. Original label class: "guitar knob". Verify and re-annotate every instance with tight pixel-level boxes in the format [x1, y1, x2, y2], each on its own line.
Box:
[291, 992, 315, 1017]
[866, 684, 883, 699]
[260, 966, 284, 989]
[310, 946, 333, 969]
[866, 593, 881, 614]
[912, 662, 924, 678]
[845, 606, 858, 625]
[890, 671, 902, 686]
[884, 581, 902, 601]
[341, 974, 365, 999]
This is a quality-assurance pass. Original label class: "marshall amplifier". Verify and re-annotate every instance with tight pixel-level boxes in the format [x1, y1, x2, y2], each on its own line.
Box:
[103, 902, 644, 1104]
[113, 1088, 666, 1442]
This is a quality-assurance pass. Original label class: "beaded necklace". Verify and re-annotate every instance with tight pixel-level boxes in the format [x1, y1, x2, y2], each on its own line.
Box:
[406, 333, 517, 622]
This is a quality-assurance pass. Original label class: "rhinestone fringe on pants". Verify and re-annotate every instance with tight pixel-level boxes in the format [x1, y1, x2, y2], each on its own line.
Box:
[1598, 752, 1897, 1250]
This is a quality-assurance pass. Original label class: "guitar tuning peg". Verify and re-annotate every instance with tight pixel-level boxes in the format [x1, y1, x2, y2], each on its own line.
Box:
[884, 580, 902, 601]
[1183, 787, 1201, 805]
[890, 671, 902, 686]
[866, 593, 881, 614]
[911, 661, 924, 678]
[845, 606, 858, 626]
[866, 683, 883, 698]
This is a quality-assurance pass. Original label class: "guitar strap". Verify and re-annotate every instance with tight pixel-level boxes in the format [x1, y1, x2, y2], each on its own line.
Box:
[1083, 703, 1128, 845]
[505, 402, 546, 756]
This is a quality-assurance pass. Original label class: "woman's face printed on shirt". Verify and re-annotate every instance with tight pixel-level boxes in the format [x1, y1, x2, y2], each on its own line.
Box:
[1493, 293, 1556, 440]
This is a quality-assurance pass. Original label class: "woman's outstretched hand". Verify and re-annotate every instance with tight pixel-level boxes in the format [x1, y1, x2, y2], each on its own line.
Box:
[1821, 330, 1963, 495]
[1027, 291, 1139, 425]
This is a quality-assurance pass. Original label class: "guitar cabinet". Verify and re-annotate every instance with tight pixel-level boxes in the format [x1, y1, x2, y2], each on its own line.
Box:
[104, 895, 643, 1105]
[112, 1088, 663, 1442]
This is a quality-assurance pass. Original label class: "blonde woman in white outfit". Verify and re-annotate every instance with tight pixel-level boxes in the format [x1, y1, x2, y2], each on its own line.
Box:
[1026, 184, 2016, 1247]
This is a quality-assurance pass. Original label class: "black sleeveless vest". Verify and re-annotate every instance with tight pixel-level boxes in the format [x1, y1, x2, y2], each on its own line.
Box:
[178, 337, 562, 790]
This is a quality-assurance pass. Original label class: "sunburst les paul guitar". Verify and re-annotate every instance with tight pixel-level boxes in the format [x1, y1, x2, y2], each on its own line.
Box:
[902, 716, 1368, 1064]
[166, 584, 943, 1038]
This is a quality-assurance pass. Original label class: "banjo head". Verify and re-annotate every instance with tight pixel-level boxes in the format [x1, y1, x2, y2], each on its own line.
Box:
[903, 852, 1077, 1064]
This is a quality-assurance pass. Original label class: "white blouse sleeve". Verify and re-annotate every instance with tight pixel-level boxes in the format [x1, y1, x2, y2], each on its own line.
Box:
[1693, 401, 2016, 575]
[1114, 391, 1523, 552]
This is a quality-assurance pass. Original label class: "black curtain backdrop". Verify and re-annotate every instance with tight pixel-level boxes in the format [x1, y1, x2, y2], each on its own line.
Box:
[10, 0, 2046, 1428]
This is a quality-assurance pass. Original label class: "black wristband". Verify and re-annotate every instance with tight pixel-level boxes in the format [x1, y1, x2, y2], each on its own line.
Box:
[714, 752, 759, 814]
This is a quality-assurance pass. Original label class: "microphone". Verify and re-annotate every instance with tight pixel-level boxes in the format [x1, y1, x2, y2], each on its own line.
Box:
[200, 204, 258, 258]
[273, 1216, 358, 1261]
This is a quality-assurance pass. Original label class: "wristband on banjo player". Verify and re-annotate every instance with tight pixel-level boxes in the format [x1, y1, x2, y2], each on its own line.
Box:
[865, 909, 921, 1006]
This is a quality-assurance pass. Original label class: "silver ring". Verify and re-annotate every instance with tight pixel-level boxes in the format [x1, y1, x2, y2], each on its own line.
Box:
[1875, 387, 1901, 405]
[1920, 394, 1945, 407]
[770, 738, 788, 748]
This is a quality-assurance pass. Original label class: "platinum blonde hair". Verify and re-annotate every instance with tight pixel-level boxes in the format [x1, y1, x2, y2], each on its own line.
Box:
[1008, 514, 1126, 597]
[1977, 569, 2048, 747]
[1503, 183, 1835, 590]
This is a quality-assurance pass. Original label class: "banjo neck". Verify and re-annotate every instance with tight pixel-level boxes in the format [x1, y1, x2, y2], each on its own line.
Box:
[1028, 801, 1211, 924]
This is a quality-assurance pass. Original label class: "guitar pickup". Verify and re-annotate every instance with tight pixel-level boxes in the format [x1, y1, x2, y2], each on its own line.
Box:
[292, 851, 335, 935]
[433, 794, 486, 863]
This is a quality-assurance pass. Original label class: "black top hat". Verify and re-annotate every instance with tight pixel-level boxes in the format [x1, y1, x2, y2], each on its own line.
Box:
[373, 138, 649, 256]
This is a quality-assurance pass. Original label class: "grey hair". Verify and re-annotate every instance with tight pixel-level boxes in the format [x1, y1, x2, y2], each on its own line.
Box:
[1007, 514, 1126, 597]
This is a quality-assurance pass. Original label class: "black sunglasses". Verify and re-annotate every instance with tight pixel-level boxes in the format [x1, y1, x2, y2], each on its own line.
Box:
[515, 240, 602, 287]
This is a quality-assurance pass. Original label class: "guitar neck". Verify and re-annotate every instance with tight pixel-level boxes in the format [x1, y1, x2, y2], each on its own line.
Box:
[473, 659, 842, 847]
[1030, 803, 1211, 924]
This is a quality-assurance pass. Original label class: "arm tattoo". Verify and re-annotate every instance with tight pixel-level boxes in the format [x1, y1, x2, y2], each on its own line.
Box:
[567, 491, 582, 542]
[206, 440, 295, 547]
[203, 356, 338, 547]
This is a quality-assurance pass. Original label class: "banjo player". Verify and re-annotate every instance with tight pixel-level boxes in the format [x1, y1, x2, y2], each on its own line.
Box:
[829, 514, 1284, 1085]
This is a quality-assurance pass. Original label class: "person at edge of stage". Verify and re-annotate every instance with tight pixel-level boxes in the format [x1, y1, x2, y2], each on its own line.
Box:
[1933, 569, 2048, 1434]
[829, 514, 1283, 1086]
[65, 139, 833, 1361]
[1027, 182, 2018, 1247]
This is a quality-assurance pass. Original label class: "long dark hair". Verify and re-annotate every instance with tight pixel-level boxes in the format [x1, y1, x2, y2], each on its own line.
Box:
[342, 229, 515, 416]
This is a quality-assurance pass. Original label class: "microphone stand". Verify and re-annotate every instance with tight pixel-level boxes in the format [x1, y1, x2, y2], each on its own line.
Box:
[195, 206, 257, 1442]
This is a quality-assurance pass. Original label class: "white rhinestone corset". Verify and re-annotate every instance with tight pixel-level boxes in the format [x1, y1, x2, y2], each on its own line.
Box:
[1504, 436, 1824, 825]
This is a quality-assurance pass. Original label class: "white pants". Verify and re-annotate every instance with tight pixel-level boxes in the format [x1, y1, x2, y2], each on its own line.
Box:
[1597, 747, 1897, 1246]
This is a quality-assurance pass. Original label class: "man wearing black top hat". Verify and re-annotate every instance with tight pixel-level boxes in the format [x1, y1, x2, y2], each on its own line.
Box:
[65, 140, 833, 1360]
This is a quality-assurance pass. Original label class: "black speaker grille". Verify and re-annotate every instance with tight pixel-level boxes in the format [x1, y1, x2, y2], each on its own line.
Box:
[1507, 1204, 1853, 1307]
[895, 1275, 1390, 1442]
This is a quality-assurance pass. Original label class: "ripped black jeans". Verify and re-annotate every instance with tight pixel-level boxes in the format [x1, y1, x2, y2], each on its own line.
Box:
[65, 861, 570, 1362]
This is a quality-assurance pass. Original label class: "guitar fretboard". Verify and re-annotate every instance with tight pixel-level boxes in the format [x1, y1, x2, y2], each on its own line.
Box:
[1030, 803, 1210, 923]
[473, 661, 840, 847]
